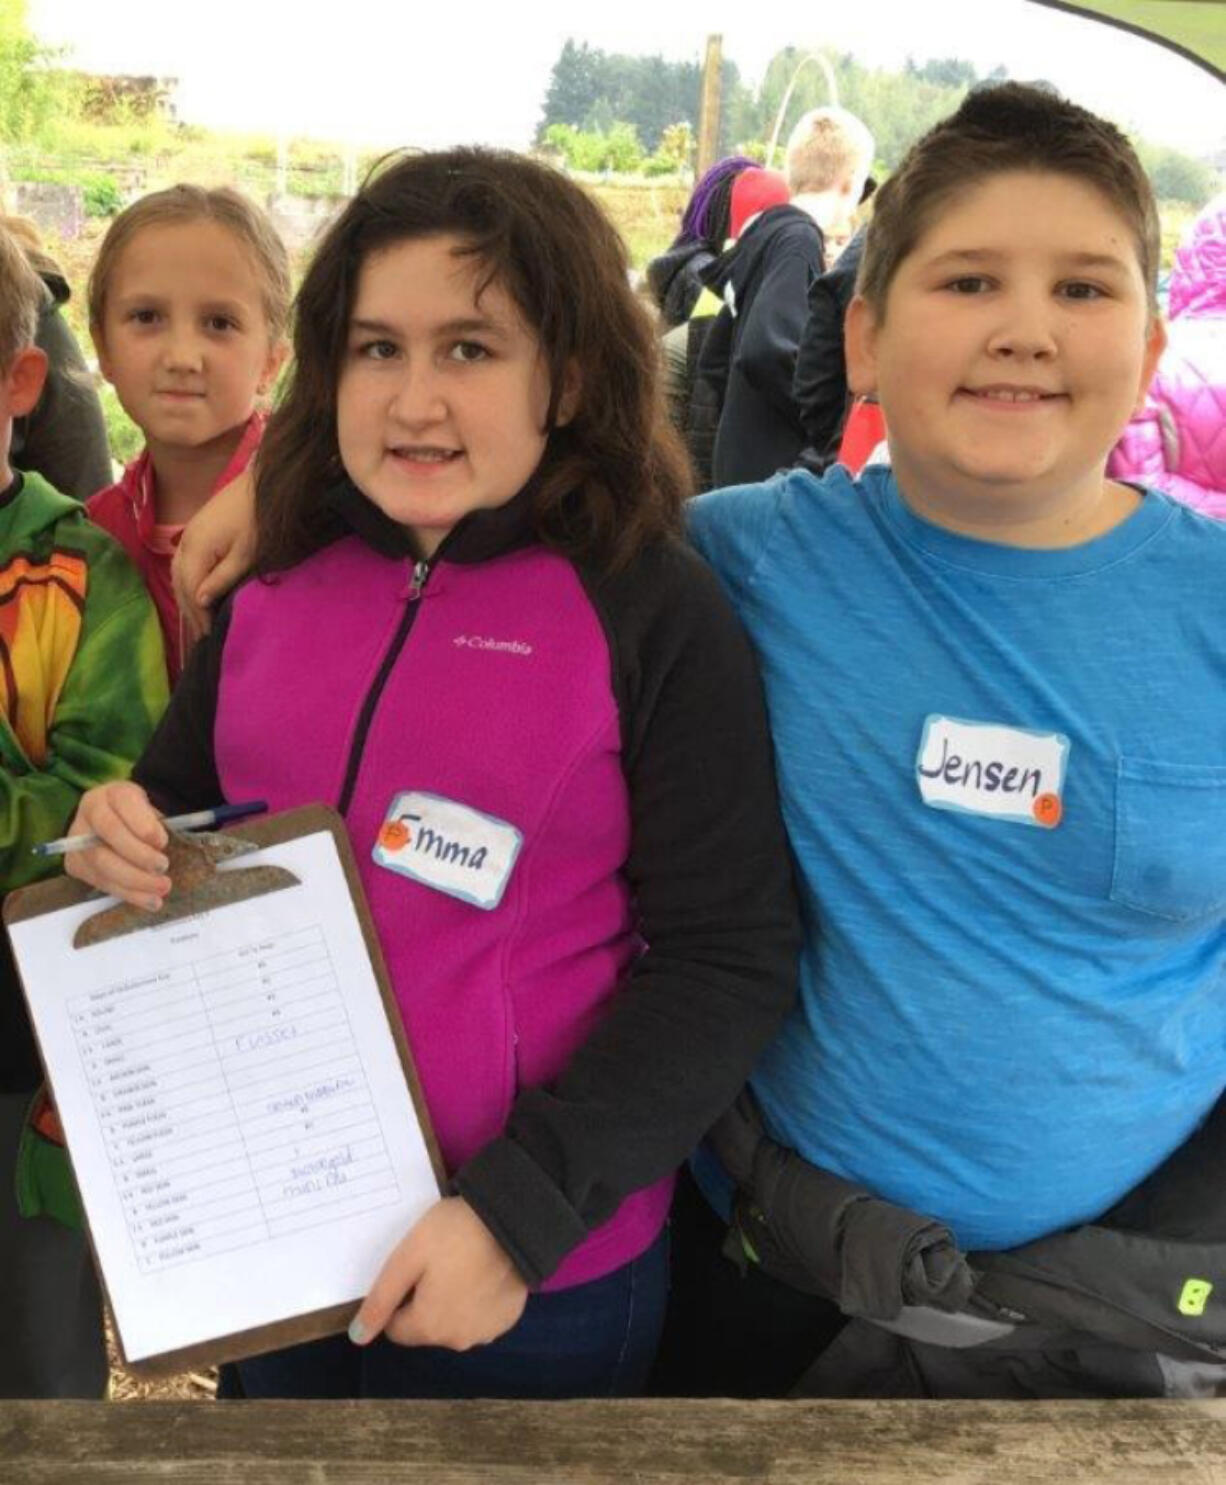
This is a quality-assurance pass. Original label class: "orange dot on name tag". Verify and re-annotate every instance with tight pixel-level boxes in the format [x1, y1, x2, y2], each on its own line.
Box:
[379, 820, 410, 851]
[1033, 793, 1063, 829]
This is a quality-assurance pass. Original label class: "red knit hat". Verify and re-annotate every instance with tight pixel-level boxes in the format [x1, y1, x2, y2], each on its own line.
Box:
[729, 168, 791, 239]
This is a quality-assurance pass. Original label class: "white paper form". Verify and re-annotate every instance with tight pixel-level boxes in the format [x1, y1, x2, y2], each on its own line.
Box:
[8, 830, 439, 1363]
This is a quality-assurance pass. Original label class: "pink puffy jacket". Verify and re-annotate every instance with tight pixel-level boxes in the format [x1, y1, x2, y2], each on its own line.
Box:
[1109, 195, 1226, 520]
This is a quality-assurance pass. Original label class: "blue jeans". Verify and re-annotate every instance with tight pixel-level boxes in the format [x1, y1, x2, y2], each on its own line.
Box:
[219, 1229, 668, 1400]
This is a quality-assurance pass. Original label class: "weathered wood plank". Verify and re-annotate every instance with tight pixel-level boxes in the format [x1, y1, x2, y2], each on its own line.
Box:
[2, 1399, 1225, 1484]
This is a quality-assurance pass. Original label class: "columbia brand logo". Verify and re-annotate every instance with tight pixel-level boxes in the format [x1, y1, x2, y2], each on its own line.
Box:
[453, 635, 533, 656]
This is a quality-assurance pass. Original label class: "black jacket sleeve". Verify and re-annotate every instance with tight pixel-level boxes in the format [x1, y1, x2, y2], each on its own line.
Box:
[131, 606, 229, 812]
[793, 228, 866, 468]
[686, 309, 733, 493]
[793, 275, 850, 463]
[454, 539, 801, 1285]
[734, 245, 821, 421]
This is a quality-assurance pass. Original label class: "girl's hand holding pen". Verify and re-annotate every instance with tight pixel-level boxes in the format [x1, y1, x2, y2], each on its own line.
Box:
[63, 782, 172, 911]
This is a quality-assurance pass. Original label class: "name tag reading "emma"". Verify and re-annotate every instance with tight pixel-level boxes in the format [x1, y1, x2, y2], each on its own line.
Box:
[373, 791, 523, 909]
[916, 716, 1070, 829]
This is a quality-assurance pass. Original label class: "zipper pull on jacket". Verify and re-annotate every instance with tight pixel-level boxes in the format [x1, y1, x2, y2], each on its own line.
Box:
[405, 557, 431, 601]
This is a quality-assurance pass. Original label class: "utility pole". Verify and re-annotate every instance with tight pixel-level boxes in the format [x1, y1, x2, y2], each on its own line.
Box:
[696, 34, 723, 177]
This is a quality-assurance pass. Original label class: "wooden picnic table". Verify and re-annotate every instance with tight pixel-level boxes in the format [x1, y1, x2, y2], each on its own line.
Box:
[2, 1397, 1226, 1483]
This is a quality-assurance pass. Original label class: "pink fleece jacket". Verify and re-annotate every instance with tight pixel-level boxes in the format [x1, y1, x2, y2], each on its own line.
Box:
[1109, 196, 1226, 521]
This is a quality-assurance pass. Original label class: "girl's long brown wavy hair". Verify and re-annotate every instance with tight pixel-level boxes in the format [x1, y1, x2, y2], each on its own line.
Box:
[255, 148, 692, 577]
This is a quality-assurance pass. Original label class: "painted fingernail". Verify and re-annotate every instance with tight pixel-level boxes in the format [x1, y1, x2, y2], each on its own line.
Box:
[145, 896, 163, 912]
[154, 856, 169, 872]
[348, 1318, 367, 1345]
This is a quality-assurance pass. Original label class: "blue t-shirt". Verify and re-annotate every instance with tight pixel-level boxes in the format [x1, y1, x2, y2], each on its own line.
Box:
[689, 467, 1226, 1250]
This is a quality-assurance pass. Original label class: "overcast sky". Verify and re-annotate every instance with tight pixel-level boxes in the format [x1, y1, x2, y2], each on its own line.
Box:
[30, 0, 1226, 157]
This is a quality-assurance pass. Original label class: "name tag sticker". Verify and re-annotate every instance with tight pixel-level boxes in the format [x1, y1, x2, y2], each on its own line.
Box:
[373, 791, 522, 909]
[916, 716, 1069, 829]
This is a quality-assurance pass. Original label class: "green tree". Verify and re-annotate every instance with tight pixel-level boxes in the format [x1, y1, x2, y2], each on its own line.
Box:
[604, 121, 644, 174]
[583, 98, 616, 136]
[538, 39, 757, 157]
[906, 55, 981, 90]
[538, 40, 604, 143]
[654, 121, 694, 172]
[0, 0, 76, 143]
[837, 60, 962, 171]
[539, 39, 709, 153]
[754, 47, 839, 156]
[720, 59, 756, 156]
[752, 48, 1017, 172]
[1137, 142, 1218, 207]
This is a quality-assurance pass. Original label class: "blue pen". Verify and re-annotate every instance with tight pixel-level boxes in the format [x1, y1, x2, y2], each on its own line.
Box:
[32, 801, 269, 858]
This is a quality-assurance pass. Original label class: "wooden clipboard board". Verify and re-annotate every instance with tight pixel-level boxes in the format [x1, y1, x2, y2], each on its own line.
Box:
[3, 803, 446, 1378]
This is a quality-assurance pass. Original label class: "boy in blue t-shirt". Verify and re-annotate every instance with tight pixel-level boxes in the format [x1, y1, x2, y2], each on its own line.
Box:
[661, 83, 1226, 1399]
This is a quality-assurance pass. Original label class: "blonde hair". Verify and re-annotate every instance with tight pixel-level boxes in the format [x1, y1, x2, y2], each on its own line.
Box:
[784, 107, 875, 196]
[0, 225, 46, 371]
[1, 215, 46, 260]
[88, 185, 291, 342]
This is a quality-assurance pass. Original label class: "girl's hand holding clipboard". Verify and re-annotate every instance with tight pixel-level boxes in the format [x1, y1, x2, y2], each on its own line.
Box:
[349, 1197, 528, 1352]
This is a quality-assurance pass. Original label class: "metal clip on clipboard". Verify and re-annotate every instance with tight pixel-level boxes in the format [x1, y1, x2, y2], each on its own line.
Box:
[73, 828, 300, 949]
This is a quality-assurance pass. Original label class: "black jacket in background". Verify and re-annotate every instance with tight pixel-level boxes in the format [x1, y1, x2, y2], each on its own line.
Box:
[793, 226, 867, 472]
[12, 263, 113, 502]
[645, 241, 716, 330]
[692, 205, 825, 491]
[679, 236, 740, 489]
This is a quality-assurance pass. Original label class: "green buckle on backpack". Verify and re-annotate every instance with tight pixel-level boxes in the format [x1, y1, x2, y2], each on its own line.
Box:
[1178, 1278, 1214, 1318]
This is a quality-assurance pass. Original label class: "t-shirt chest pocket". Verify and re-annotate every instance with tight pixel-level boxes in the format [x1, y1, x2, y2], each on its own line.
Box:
[1109, 758, 1226, 922]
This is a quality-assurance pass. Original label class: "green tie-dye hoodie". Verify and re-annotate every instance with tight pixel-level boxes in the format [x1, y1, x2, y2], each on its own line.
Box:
[0, 470, 167, 1223]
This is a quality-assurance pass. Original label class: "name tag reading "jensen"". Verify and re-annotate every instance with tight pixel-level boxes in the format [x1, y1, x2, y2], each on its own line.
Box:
[915, 716, 1070, 829]
[373, 791, 523, 909]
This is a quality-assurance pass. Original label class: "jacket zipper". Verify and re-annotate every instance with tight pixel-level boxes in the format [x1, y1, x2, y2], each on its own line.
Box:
[337, 557, 431, 816]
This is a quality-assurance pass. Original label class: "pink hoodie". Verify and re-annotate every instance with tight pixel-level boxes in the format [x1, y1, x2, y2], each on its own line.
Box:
[1109, 195, 1226, 520]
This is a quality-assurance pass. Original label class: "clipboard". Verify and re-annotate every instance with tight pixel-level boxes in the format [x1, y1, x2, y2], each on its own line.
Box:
[3, 803, 446, 1377]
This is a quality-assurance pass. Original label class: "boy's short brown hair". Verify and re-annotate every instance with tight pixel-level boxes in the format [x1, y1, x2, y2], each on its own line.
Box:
[0, 226, 45, 373]
[857, 83, 1161, 318]
[88, 184, 292, 342]
[784, 107, 875, 197]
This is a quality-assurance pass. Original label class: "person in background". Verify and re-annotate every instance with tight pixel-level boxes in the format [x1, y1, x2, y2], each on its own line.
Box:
[645, 155, 755, 330]
[1108, 192, 1226, 520]
[663, 168, 791, 456]
[86, 185, 289, 682]
[3, 217, 112, 500]
[693, 107, 875, 490]
[0, 224, 166, 1399]
[793, 178, 879, 473]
